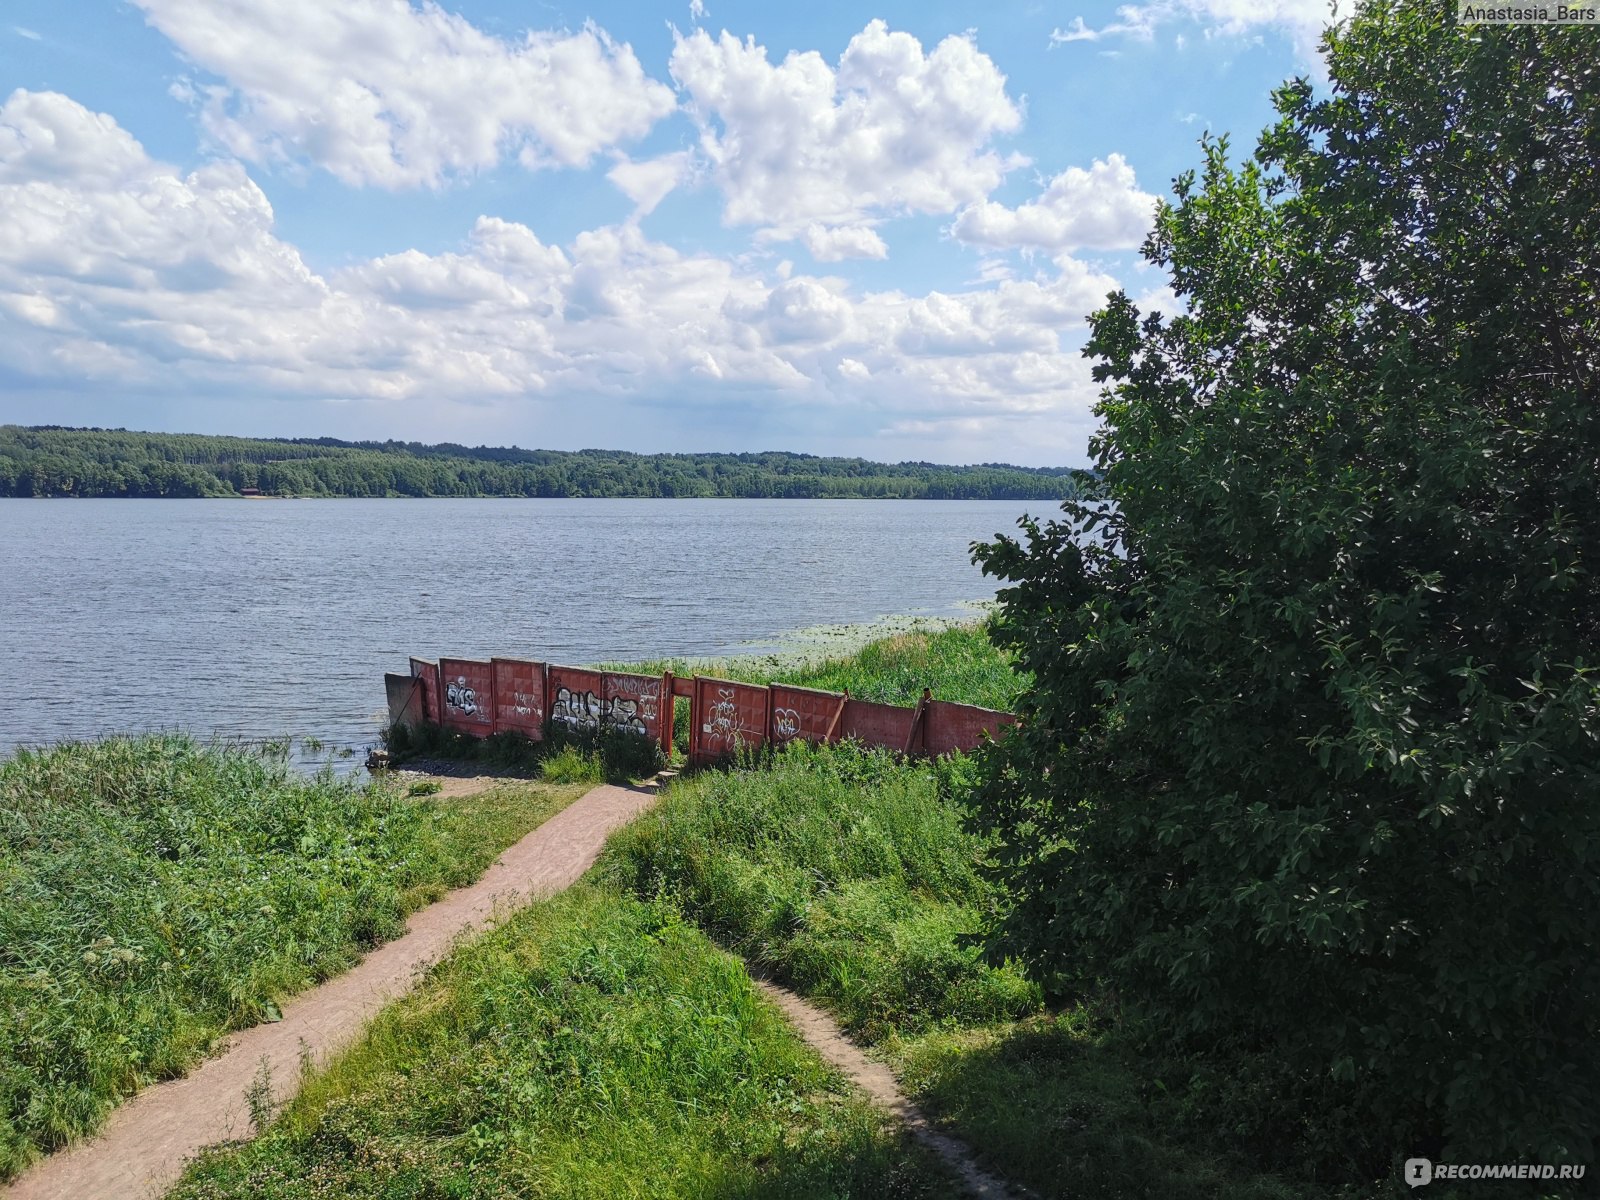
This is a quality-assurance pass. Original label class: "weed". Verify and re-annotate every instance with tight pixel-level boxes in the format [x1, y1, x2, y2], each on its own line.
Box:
[245, 1058, 273, 1138]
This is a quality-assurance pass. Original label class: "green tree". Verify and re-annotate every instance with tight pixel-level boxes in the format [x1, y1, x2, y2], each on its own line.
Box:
[972, 0, 1597, 1181]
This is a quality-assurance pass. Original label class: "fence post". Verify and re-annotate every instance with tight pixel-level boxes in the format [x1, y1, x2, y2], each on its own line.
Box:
[825, 688, 848, 743]
[661, 670, 675, 758]
[903, 688, 931, 755]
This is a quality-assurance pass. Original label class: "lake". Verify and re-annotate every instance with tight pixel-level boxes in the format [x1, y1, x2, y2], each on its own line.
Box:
[1, 498, 1052, 761]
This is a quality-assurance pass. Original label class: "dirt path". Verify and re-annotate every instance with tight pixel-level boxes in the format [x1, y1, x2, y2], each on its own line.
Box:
[3, 779, 663, 1200]
[753, 977, 1027, 1200]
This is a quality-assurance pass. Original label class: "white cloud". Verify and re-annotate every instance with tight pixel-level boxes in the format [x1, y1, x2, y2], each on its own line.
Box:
[133, 0, 677, 188]
[0, 90, 1117, 461]
[1054, 0, 1335, 61]
[13, 26, 43, 41]
[670, 20, 1023, 245]
[607, 151, 693, 218]
[952, 154, 1157, 253]
[800, 223, 888, 262]
[689, 0, 706, 19]
[0, 89, 150, 187]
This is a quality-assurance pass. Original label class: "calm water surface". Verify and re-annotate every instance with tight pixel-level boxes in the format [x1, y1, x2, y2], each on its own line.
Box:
[1, 499, 1049, 760]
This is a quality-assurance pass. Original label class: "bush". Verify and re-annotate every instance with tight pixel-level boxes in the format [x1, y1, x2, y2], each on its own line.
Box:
[970, 1, 1598, 1182]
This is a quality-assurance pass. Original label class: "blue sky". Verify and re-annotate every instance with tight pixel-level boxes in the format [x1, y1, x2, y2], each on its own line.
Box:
[0, 0, 1335, 465]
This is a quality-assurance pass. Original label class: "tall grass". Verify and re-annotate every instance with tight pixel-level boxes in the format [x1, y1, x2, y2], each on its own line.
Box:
[610, 621, 1027, 714]
[769, 624, 1026, 710]
[602, 740, 1323, 1199]
[172, 885, 958, 1199]
[0, 734, 584, 1180]
[601, 741, 1037, 1040]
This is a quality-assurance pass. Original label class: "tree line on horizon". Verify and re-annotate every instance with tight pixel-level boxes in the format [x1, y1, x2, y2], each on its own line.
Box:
[0, 426, 1092, 501]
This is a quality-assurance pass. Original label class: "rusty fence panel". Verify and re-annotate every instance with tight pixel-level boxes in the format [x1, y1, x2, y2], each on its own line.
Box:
[409, 657, 440, 725]
[768, 684, 848, 748]
[405, 653, 1016, 758]
[385, 673, 425, 729]
[492, 658, 547, 740]
[923, 700, 1016, 756]
[438, 657, 495, 736]
[601, 671, 668, 748]
[691, 676, 770, 764]
[838, 698, 918, 750]
[547, 665, 605, 737]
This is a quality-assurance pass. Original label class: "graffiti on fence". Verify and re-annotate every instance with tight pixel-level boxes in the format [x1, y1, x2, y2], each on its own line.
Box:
[693, 677, 769, 762]
[603, 673, 663, 741]
[402, 655, 1011, 760]
[767, 684, 847, 746]
[551, 685, 602, 733]
[492, 659, 546, 737]
[438, 658, 494, 733]
[773, 707, 800, 740]
[445, 679, 480, 715]
[705, 687, 742, 742]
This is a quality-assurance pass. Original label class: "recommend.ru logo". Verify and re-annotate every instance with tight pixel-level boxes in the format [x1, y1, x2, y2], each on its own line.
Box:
[1405, 1157, 1588, 1187]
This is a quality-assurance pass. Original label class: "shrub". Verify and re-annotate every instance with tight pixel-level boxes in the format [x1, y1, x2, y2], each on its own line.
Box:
[970, 1, 1598, 1181]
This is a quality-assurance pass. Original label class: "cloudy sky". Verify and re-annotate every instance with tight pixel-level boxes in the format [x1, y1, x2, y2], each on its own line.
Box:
[1, 0, 1335, 465]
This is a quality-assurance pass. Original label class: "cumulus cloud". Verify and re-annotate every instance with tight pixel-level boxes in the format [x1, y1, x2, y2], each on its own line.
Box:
[0, 89, 150, 186]
[800, 224, 888, 262]
[952, 154, 1157, 253]
[670, 19, 1023, 248]
[0, 90, 1116, 460]
[133, 0, 677, 188]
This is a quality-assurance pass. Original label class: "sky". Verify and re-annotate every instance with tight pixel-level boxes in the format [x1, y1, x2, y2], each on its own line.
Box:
[0, 0, 1338, 466]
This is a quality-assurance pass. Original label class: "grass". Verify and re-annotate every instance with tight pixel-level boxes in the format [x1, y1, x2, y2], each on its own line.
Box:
[601, 740, 1325, 1199]
[0, 734, 586, 1180]
[171, 885, 959, 1200]
[600, 743, 1035, 1041]
[383, 717, 665, 781]
[611, 620, 1027, 715]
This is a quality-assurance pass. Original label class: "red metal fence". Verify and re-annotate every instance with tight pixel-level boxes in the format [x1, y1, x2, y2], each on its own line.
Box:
[438, 657, 494, 735]
[387, 655, 1014, 765]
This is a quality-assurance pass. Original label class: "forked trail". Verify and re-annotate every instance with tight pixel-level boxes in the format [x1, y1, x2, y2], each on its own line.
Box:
[5, 772, 1018, 1200]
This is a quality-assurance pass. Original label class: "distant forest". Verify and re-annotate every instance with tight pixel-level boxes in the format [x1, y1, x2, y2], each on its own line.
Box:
[0, 426, 1091, 500]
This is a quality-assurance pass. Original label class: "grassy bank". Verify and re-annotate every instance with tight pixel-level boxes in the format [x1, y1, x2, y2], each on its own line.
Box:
[622, 619, 1028, 714]
[8, 627, 1381, 1195]
[602, 742, 1316, 1199]
[0, 734, 586, 1180]
[359, 624, 1321, 1196]
[172, 885, 958, 1199]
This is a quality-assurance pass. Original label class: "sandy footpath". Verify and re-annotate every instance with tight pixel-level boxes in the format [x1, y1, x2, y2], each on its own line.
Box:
[3, 780, 661, 1200]
[753, 977, 1027, 1199]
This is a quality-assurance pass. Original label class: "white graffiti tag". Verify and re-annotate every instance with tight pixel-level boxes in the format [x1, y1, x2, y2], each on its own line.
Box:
[772, 707, 801, 741]
[702, 687, 747, 750]
[445, 677, 479, 715]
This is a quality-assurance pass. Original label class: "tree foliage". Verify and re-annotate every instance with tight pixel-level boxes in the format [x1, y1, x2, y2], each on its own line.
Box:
[0, 426, 1090, 501]
[972, 0, 1597, 1180]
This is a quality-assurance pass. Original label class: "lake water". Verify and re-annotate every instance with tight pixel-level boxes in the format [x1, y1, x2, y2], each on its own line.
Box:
[1, 498, 1050, 762]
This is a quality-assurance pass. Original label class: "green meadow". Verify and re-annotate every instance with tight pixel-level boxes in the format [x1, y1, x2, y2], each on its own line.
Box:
[0, 735, 585, 1180]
